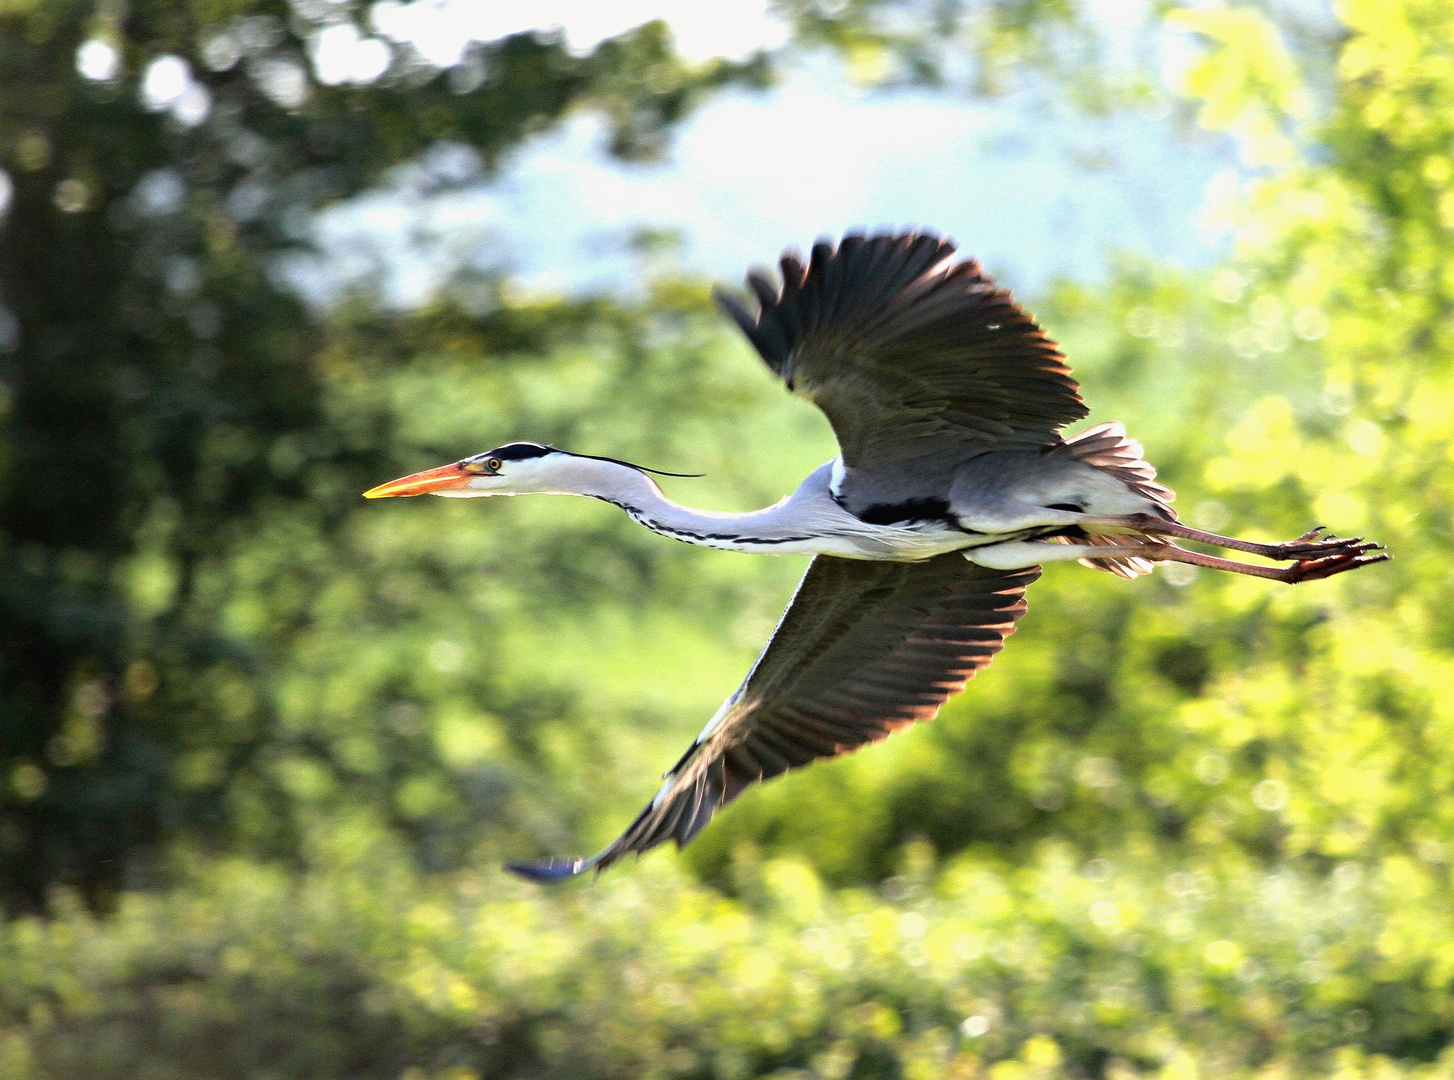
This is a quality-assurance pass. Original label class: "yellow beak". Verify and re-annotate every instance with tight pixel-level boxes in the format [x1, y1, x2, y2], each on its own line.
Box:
[363, 463, 472, 498]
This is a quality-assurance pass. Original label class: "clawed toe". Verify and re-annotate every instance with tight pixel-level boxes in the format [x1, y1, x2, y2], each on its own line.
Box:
[1283, 550, 1391, 584]
[1271, 530, 1381, 560]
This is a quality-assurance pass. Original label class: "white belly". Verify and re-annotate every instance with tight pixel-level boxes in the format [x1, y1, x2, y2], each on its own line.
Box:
[619, 460, 1056, 561]
[797, 520, 993, 561]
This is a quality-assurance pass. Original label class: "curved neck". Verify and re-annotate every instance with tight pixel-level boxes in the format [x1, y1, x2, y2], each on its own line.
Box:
[563, 457, 829, 553]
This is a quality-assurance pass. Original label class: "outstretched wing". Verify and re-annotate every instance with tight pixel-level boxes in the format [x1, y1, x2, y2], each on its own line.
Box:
[509, 554, 1039, 880]
[715, 230, 1087, 513]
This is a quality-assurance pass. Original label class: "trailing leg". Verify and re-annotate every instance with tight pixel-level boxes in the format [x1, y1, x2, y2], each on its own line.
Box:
[1075, 513, 1383, 562]
[966, 538, 1388, 582]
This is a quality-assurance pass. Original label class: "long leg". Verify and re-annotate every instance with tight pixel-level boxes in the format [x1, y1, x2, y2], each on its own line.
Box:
[965, 539, 1387, 583]
[1149, 543, 1387, 582]
[1075, 513, 1381, 561]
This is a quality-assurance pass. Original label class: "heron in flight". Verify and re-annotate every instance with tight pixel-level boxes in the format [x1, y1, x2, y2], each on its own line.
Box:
[365, 231, 1385, 880]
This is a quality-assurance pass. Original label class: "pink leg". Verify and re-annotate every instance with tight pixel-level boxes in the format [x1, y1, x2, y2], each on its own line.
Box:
[1077, 513, 1382, 562]
[1073, 540, 1388, 583]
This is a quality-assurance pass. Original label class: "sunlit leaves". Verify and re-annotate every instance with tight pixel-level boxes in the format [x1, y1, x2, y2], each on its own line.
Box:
[0, 851, 1436, 1079]
[1168, 3, 1309, 167]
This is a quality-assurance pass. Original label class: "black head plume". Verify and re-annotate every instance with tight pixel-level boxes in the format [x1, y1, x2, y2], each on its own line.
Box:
[471, 442, 702, 478]
[572, 450, 703, 478]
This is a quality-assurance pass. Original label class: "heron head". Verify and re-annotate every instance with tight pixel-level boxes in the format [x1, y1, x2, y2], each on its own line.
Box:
[363, 443, 695, 499]
[363, 442, 569, 499]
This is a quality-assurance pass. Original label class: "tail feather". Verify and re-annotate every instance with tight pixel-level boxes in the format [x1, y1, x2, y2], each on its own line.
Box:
[1057, 422, 1176, 578]
[1057, 532, 1171, 579]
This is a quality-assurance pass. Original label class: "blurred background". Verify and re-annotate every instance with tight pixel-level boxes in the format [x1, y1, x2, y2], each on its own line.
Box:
[0, 0, 1451, 1077]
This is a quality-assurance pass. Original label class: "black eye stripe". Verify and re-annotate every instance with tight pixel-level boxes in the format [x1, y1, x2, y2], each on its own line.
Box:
[461, 443, 699, 479]
[491, 443, 554, 461]
[463, 443, 555, 467]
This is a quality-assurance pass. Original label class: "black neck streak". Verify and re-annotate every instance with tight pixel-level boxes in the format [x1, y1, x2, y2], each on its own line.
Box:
[599, 498, 815, 548]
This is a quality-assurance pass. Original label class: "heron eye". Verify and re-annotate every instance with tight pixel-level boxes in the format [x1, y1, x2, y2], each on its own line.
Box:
[487, 458, 502, 472]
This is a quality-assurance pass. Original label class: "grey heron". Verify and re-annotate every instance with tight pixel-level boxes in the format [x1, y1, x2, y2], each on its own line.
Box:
[364, 230, 1386, 880]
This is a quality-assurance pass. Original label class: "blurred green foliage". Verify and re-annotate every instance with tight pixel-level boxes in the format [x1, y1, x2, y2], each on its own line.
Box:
[5, 0, 1454, 1076]
[0, 0, 763, 911]
[4, 847, 1450, 1080]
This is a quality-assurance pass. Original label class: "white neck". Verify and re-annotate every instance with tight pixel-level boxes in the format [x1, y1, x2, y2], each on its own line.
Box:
[564, 457, 835, 553]
[460, 454, 971, 559]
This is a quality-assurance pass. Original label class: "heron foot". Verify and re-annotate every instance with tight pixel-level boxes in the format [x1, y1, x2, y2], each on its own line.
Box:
[1265, 528, 1384, 561]
[1281, 549, 1391, 583]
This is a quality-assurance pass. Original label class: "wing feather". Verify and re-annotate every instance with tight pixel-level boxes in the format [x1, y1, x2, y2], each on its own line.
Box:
[713, 231, 1089, 511]
[508, 555, 1038, 880]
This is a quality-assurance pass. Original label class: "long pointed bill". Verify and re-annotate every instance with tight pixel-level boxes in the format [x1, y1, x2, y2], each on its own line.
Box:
[363, 463, 471, 499]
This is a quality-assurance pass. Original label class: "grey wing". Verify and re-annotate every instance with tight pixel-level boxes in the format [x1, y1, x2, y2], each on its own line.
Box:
[715, 230, 1088, 512]
[508, 554, 1039, 880]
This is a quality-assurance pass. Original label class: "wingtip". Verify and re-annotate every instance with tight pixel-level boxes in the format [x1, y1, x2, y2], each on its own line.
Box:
[505, 856, 596, 882]
[713, 284, 756, 323]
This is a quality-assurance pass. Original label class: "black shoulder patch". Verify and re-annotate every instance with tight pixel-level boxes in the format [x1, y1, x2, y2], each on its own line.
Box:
[854, 497, 953, 526]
